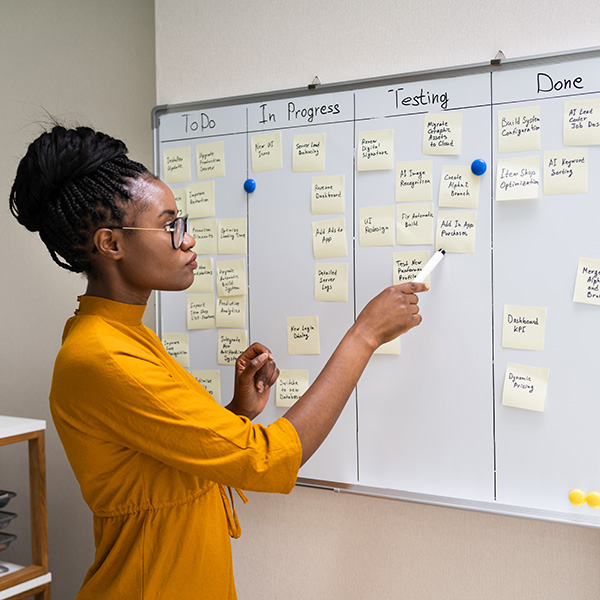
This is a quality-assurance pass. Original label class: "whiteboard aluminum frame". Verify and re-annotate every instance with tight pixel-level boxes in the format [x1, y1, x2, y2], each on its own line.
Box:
[152, 45, 600, 528]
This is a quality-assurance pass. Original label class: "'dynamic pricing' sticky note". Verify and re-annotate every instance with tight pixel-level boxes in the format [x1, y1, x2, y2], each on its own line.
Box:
[218, 329, 247, 365]
[287, 316, 320, 355]
[293, 133, 326, 172]
[502, 305, 547, 351]
[543, 149, 588, 195]
[423, 113, 462, 155]
[396, 203, 434, 245]
[172, 187, 186, 216]
[502, 363, 549, 412]
[196, 141, 225, 180]
[312, 218, 347, 259]
[573, 257, 600, 305]
[251, 132, 283, 172]
[191, 370, 221, 405]
[359, 206, 395, 246]
[276, 370, 309, 407]
[315, 263, 348, 302]
[163, 147, 191, 183]
[356, 130, 394, 171]
[435, 210, 477, 253]
[162, 333, 190, 368]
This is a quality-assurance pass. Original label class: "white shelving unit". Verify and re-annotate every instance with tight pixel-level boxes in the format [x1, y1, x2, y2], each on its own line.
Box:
[0, 417, 51, 600]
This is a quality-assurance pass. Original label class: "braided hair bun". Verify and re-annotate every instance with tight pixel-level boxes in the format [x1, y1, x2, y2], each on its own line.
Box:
[9, 126, 148, 273]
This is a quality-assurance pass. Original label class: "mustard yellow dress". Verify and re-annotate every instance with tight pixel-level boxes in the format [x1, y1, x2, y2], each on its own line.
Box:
[50, 296, 302, 599]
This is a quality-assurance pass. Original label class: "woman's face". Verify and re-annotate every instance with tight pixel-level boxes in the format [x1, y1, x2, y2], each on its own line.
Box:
[116, 176, 197, 294]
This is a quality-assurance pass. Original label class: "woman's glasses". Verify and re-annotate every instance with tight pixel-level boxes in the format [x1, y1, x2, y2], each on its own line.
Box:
[107, 215, 189, 250]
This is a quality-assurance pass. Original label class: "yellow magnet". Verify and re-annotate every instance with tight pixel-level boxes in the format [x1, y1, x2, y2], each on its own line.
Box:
[586, 491, 600, 509]
[568, 489, 586, 506]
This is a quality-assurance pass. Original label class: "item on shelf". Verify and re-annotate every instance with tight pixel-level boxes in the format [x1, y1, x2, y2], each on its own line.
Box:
[0, 532, 16, 551]
[0, 511, 17, 531]
[0, 564, 8, 574]
[0, 491, 16, 509]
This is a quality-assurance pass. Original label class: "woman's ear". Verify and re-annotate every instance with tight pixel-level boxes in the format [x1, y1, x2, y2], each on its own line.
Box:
[92, 228, 124, 261]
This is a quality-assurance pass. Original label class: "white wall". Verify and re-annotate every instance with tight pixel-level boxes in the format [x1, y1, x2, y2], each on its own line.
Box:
[155, 1, 600, 598]
[0, 1, 156, 598]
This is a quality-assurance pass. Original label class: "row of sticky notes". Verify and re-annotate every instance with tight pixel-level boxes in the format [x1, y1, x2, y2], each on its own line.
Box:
[498, 99, 600, 154]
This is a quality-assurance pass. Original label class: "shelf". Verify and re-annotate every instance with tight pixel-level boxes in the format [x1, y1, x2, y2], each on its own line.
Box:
[0, 564, 51, 600]
[0, 416, 50, 599]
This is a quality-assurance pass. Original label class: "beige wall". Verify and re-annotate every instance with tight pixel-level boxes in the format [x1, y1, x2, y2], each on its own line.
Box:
[0, 1, 156, 598]
[155, 1, 600, 598]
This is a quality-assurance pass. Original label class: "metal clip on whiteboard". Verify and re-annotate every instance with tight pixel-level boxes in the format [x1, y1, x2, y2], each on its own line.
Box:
[491, 51, 506, 66]
[308, 76, 322, 90]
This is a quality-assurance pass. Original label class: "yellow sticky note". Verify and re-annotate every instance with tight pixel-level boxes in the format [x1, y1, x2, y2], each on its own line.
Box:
[357, 130, 394, 171]
[502, 363, 549, 412]
[287, 316, 320, 355]
[396, 203, 434, 245]
[543, 149, 587, 195]
[186, 181, 215, 218]
[191, 370, 221, 405]
[436, 210, 477, 253]
[190, 219, 217, 255]
[396, 160, 433, 202]
[187, 294, 216, 330]
[438, 165, 480, 208]
[293, 133, 326, 172]
[564, 99, 600, 146]
[218, 218, 247, 255]
[251, 131, 283, 172]
[276, 369, 309, 407]
[315, 263, 348, 302]
[573, 257, 600, 305]
[311, 175, 345, 214]
[423, 113, 462, 155]
[393, 251, 430, 285]
[172, 187, 187, 217]
[374, 338, 401, 355]
[502, 305, 547, 351]
[216, 259, 247, 297]
[187, 257, 214, 293]
[312, 218, 347, 259]
[216, 296, 246, 328]
[162, 333, 190, 368]
[359, 206, 395, 246]
[163, 147, 191, 183]
[498, 106, 541, 153]
[218, 329, 247, 365]
[196, 141, 225, 179]
[496, 156, 540, 201]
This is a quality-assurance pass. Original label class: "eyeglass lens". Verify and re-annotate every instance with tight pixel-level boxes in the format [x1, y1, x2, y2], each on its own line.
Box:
[173, 216, 187, 249]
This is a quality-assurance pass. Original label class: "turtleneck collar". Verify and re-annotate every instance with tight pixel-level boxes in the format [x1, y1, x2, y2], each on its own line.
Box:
[74, 295, 146, 327]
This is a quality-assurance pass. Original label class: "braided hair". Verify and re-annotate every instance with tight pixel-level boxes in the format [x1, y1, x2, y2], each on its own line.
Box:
[9, 126, 149, 274]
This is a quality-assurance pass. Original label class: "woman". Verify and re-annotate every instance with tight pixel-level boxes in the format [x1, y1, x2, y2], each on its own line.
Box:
[10, 126, 427, 599]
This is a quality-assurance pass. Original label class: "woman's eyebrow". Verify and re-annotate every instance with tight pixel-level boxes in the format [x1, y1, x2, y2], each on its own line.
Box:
[157, 209, 177, 218]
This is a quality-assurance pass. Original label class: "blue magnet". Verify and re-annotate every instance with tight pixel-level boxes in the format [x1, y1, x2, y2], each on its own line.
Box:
[471, 159, 487, 176]
[244, 178, 256, 193]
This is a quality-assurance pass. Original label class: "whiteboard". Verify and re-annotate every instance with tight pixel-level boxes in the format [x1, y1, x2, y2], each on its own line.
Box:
[153, 48, 600, 527]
